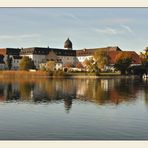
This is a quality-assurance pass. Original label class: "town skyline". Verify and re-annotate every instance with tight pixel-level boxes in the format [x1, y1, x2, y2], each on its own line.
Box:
[0, 8, 148, 53]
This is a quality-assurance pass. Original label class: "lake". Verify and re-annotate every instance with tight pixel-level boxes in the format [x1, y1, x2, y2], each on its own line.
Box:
[0, 77, 147, 140]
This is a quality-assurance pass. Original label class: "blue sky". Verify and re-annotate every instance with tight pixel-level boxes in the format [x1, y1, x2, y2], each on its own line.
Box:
[0, 8, 147, 53]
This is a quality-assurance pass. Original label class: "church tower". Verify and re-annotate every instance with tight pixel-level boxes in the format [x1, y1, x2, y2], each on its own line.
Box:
[64, 38, 73, 50]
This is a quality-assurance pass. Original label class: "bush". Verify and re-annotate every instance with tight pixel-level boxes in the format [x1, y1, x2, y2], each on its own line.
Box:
[48, 70, 69, 77]
[19, 57, 35, 70]
[63, 68, 68, 72]
[48, 71, 53, 76]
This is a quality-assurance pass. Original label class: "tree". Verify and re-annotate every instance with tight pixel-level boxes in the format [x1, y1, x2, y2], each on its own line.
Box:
[20, 82, 33, 99]
[83, 58, 94, 72]
[93, 50, 109, 71]
[76, 62, 84, 69]
[140, 48, 148, 74]
[46, 61, 56, 71]
[63, 62, 74, 68]
[19, 56, 35, 70]
[5, 55, 12, 70]
[114, 52, 133, 75]
[83, 58, 99, 73]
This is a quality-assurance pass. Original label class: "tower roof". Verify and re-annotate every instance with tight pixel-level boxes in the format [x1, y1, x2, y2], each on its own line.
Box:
[64, 38, 72, 49]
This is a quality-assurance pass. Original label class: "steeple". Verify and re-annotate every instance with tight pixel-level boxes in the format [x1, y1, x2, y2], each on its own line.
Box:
[64, 38, 73, 50]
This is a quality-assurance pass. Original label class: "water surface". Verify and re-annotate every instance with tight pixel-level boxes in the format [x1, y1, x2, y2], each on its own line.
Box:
[0, 77, 147, 140]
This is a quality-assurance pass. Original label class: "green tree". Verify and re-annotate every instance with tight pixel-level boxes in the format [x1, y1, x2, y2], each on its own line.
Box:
[93, 50, 109, 71]
[114, 53, 133, 75]
[5, 55, 12, 70]
[19, 56, 35, 70]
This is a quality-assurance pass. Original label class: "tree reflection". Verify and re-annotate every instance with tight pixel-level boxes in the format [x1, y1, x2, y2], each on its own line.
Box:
[64, 98, 73, 113]
[0, 85, 5, 101]
[0, 77, 146, 110]
[76, 78, 140, 105]
[143, 80, 148, 105]
[6, 83, 20, 101]
[19, 82, 34, 101]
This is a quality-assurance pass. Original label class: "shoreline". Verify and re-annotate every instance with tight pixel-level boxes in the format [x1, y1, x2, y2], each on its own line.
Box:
[0, 70, 142, 79]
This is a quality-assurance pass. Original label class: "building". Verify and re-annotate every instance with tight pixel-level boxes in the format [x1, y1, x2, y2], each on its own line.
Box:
[64, 38, 73, 50]
[11, 55, 22, 70]
[0, 38, 142, 71]
[0, 48, 21, 70]
[0, 55, 5, 70]
[20, 45, 76, 69]
[76, 46, 121, 63]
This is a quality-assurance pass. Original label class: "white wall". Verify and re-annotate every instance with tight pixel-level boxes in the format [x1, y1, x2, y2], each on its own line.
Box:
[3, 55, 21, 70]
[76, 55, 92, 63]
[0, 63, 5, 70]
[58, 56, 75, 65]
[11, 58, 21, 70]
[39, 62, 62, 71]
[55, 63, 63, 70]
[21, 54, 92, 70]
[32, 54, 46, 69]
[21, 54, 46, 69]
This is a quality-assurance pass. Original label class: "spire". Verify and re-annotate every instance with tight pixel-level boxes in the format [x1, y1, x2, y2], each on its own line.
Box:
[64, 38, 73, 50]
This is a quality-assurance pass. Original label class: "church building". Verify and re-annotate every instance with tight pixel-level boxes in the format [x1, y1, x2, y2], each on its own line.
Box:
[0, 38, 142, 71]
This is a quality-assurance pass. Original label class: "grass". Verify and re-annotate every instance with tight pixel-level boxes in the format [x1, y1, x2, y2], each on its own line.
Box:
[0, 70, 48, 78]
[100, 72, 120, 76]
[0, 70, 121, 78]
[68, 72, 96, 76]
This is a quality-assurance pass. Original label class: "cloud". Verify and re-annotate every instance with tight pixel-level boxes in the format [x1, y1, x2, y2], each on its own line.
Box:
[0, 34, 40, 40]
[99, 18, 133, 25]
[57, 13, 80, 22]
[94, 24, 135, 36]
[94, 27, 124, 35]
[120, 25, 134, 34]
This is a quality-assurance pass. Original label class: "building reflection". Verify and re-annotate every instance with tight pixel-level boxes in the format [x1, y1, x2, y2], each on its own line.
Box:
[64, 98, 73, 113]
[0, 77, 147, 111]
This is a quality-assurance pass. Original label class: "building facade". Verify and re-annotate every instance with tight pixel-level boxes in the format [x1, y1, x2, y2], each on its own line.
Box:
[0, 48, 21, 70]
[0, 38, 142, 71]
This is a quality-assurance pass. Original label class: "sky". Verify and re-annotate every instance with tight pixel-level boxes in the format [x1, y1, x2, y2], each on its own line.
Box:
[0, 8, 148, 53]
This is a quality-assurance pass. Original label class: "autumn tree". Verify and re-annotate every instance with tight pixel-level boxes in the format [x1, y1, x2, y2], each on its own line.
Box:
[140, 48, 148, 74]
[93, 50, 109, 71]
[20, 82, 33, 99]
[114, 52, 133, 75]
[46, 61, 56, 71]
[83, 58, 94, 72]
[76, 62, 84, 69]
[83, 58, 99, 74]
[19, 56, 36, 70]
[63, 62, 74, 68]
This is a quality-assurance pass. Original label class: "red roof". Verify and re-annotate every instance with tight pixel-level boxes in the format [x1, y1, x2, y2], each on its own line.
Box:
[0, 48, 7, 56]
[108, 51, 141, 64]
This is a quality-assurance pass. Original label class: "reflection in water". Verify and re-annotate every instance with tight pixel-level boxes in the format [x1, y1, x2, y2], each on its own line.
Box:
[64, 98, 73, 113]
[143, 79, 148, 105]
[0, 78, 147, 112]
